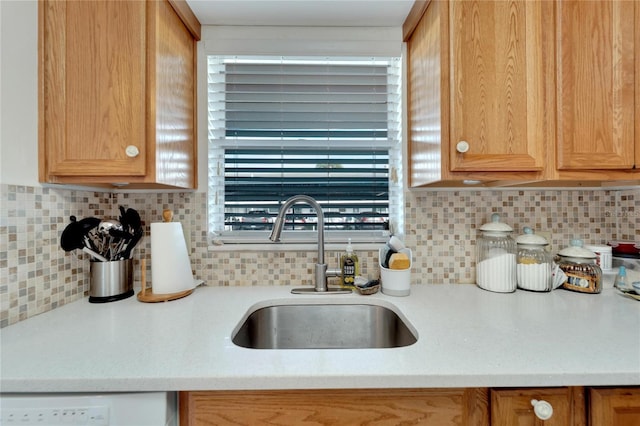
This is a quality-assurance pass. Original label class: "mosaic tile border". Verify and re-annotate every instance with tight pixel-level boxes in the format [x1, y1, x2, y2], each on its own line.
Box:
[1, 184, 638, 327]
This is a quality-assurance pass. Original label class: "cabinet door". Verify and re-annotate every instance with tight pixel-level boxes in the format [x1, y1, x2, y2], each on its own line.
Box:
[491, 388, 586, 426]
[590, 387, 640, 426]
[449, 0, 551, 173]
[180, 388, 489, 426]
[556, 0, 636, 171]
[148, 0, 197, 188]
[40, 0, 147, 177]
[406, 0, 446, 186]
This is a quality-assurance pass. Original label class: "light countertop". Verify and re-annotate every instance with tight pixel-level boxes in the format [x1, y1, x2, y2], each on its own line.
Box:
[1, 284, 639, 393]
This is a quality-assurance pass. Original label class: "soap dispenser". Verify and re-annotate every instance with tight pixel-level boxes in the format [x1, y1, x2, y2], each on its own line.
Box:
[340, 238, 359, 288]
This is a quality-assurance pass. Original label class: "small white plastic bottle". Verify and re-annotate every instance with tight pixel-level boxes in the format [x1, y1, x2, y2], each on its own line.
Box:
[614, 266, 629, 291]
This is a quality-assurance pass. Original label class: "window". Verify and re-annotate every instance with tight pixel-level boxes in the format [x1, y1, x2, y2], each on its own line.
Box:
[208, 56, 403, 244]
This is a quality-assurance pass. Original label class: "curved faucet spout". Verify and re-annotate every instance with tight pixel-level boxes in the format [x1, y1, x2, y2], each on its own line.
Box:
[269, 195, 325, 264]
[269, 195, 348, 294]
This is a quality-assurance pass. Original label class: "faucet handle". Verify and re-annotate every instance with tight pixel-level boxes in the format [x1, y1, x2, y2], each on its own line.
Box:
[326, 267, 341, 278]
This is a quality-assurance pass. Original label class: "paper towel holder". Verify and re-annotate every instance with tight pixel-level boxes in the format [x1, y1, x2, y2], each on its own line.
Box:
[137, 210, 198, 303]
[162, 209, 174, 223]
[137, 258, 195, 303]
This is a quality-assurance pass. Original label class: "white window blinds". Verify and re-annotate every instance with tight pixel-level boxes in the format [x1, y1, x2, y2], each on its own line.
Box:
[208, 56, 402, 243]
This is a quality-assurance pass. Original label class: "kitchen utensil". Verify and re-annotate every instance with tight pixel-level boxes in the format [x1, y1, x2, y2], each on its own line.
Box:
[118, 227, 144, 260]
[77, 216, 101, 230]
[98, 219, 126, 260]
[86, 227, 104, 254]
[108, 228, 134, 241]
[82, 247, 108, 262]
[118, 205, 127, 224]
[83, 233, 103, 257]
[61, 216, 108, 261]
[98, 219, 123, 235]
[60, 216, 99, 249]
[124, 208, 142, 234]
[118, 205, 141, 234]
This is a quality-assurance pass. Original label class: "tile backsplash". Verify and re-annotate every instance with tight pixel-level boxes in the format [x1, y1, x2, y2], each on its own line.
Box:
[1, 183, 638, 327]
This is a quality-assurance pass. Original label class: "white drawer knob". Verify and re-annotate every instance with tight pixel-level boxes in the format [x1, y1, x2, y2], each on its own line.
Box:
[531, 399, 553, 420]
[456, 141, 470, 153]
[125, 145, 140, 158]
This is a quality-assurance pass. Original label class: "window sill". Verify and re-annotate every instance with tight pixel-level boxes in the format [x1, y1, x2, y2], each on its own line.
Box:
[208, 242, 383, 253]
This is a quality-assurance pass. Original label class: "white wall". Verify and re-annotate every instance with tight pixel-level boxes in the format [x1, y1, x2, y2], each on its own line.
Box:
[0, 0, 39, 186]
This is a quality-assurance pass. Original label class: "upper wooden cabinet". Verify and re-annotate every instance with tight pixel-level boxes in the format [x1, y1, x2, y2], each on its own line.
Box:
[406, 0, 553, 186]
[39, 0, 200, 189]
[448, 1, 552, 176]
[405, 0, 640, 187]
[554, 0, 640, 180]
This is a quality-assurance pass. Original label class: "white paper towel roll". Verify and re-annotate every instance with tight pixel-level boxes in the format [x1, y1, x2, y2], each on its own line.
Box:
[151, 222, 195, 294]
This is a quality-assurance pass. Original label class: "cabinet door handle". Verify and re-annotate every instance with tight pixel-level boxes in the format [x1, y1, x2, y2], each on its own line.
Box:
[531, 399, 553, 420]
[456, 141, 470, 153]
[125, 145, 140, 158]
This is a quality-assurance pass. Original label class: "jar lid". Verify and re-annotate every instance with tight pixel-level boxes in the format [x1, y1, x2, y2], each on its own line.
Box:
[558, 239, 596, 259]
[479, 213, 513, 233]
[516, 227, 548, 246]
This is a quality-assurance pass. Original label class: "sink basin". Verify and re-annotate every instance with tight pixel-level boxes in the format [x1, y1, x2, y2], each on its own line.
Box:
[232, 301, 417, 349]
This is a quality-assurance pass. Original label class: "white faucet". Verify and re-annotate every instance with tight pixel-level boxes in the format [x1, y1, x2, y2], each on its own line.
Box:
[269, 195, 350, 294]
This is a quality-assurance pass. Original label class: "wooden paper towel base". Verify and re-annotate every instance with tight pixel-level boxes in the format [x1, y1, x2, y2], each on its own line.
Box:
[136, 258, 195, 303]
[137, 287, 194, 303]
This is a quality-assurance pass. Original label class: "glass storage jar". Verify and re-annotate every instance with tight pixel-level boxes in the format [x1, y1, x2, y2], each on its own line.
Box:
[555, 239, 602, 294]
[476, 213, 516, 293]
[516, 227, 552, 292]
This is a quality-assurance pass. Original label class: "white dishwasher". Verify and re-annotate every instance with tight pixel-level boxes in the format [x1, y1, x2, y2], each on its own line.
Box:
[0, 392, 177, 426]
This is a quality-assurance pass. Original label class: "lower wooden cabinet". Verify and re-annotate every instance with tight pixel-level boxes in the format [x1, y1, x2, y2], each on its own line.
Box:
[179, 388, 489, 426]
[179, 386, 640, 426]
[490, 387, 585, 426]
[589, 387, 640, 426]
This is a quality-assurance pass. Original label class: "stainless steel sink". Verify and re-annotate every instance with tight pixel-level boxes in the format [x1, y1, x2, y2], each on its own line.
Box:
[232, 302, 417, 349]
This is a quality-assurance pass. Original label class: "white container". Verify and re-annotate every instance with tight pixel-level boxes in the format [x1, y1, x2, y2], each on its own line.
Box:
[476, 214, 517, 293]
[517, 262, 553, 292]
[516, 227, 552, 292]
[476, 251, 517, 292]
[585, 244, 612, 271]
[379, 247, 412, 296]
